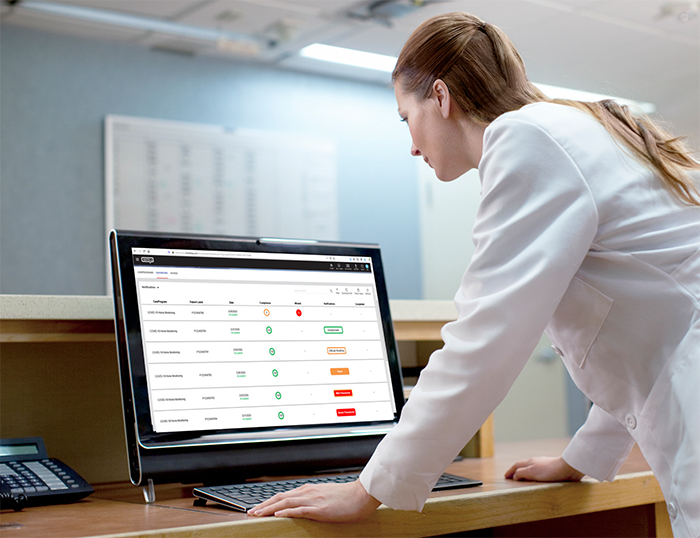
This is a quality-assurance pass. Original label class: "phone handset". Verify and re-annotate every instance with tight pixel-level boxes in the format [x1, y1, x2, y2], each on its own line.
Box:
[0, 480, 28, 511]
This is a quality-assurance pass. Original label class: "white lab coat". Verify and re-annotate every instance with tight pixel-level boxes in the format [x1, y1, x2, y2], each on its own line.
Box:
[359, 102, 700, 537]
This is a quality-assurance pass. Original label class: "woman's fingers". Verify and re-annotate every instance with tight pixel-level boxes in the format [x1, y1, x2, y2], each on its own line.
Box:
[505, 460, 539, 481]
[248, 485, 314, 517]
[248, 480, 380, 522]
[504, 459, 530, 479]
[505, 456, 584, 482]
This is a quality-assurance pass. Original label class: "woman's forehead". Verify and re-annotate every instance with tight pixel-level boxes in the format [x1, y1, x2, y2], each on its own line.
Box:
[394, 83, 415, 107]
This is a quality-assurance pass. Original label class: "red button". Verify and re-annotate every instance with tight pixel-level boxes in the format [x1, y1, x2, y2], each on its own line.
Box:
[336, 408, 356, 417]
[334, 390, 353, 397]
[296, 309, 302, 316]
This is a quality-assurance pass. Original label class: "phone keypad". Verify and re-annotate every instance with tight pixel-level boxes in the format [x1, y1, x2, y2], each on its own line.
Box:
[0, 459, 73, 495]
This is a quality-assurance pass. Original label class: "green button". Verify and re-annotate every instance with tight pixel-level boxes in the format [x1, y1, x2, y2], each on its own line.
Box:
[323, 326, 343, 334]
[272, 369, 279, 377]
[266, 326, 272, 334]
[278, 411, 284, 420]
[275, 391, 282, 400]
[269, 347, 275, 356]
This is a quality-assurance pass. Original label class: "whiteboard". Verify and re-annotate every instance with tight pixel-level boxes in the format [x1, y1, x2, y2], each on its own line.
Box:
[105, 115, 338, 240]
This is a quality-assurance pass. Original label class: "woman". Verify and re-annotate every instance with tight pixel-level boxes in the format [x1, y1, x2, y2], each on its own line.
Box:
[250, 12, 700, 535]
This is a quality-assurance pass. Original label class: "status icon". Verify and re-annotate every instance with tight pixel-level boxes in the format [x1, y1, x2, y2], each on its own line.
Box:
[269, 347, 275, 356]
[264, 309, 270, 316]
[272, 369, 279, 377]
[296, 309, 302, 317]
[278, 411, 285, 420]
[266, 326, 272, 334]
[275, 391, 282, 400]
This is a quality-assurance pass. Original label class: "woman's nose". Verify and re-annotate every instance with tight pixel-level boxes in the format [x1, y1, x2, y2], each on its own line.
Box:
[411, 142, 421, 157]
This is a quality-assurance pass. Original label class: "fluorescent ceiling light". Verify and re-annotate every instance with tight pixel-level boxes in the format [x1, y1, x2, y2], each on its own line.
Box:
[534, 83, 656, 114]
[299, 44, 397, 73]
[299, 44, 655, 113]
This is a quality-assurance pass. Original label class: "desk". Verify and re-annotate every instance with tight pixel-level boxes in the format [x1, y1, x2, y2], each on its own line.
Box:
[0, 297, 669, 536]
[0, 439, 670, 538]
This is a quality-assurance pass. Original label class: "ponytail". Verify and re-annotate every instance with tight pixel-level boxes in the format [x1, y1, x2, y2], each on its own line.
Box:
[550, 98, 700, 205]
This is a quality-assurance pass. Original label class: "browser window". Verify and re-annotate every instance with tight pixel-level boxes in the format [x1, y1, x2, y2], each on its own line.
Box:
[131, 247, 397, 434]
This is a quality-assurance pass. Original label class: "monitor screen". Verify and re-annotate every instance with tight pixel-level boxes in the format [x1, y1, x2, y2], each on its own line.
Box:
[110, 230, 404, 486]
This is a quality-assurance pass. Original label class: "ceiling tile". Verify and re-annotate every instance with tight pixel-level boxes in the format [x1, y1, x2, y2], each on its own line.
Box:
[516, 12, 645, 62]
[397, 0, 556, 32]
[179, 0, 312, 33]
[47, 0, 201, 19]
[0, 5, 149, 41]
[230, 0, 358, 16]
[545, 0, 613, 6]
[621, 36, 698, 78]
[577, 0, 700, 39]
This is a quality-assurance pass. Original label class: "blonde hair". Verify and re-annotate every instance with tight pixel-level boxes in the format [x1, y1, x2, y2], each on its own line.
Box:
[393, 12, 700, 206]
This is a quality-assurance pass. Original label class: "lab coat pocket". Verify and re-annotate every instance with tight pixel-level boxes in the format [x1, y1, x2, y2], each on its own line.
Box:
[547, 277, 613, 368]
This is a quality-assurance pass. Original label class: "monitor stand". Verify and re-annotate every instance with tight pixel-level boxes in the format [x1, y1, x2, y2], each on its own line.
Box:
[143, 478, 156, 504]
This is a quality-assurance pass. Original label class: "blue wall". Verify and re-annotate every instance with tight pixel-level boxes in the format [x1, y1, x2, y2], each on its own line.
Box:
[0, 25, 421, 299]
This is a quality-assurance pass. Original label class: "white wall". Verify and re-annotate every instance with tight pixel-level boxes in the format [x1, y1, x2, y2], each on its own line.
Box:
[419, 163, 481, 301]
[0, 24, 421, 298]
[417, 160, 570, 442]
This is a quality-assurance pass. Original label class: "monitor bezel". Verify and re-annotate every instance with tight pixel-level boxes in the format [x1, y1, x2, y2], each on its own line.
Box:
[110, 230, 405, 455]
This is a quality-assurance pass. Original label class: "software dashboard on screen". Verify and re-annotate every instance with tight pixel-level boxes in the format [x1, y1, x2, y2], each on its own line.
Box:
[133, 246, 397, 435]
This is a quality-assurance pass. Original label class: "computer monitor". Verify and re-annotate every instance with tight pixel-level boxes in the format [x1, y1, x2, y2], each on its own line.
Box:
[109, 230, 405, 487]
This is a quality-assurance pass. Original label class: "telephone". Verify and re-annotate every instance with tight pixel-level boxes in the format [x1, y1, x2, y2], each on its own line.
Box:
[0, 437, 93, 510]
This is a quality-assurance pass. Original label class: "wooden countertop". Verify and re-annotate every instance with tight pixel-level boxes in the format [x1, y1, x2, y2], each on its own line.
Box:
[0, 295, 457, 322]
[0, 439, 664, 538]
[0, 295, 115, 320]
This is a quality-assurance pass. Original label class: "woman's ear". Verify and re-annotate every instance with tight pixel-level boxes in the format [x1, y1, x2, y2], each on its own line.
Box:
[432, 79, 452, 120]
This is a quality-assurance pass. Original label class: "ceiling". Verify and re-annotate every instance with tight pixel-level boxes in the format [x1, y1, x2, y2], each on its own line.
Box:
[2, 0, 699, 143]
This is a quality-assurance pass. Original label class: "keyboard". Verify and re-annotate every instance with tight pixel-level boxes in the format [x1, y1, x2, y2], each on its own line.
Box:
[193, 472, 481, 512]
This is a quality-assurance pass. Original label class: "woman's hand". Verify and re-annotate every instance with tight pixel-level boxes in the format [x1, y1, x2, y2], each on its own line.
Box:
[247, 479, 381, 522]
[505, 456, 584, 482]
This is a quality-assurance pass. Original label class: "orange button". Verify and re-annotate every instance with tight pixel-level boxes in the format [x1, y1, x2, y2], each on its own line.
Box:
[334, 389, 353, 397]
[327, 347, 347, 355]
[336, 408, 356, 417]
[330, 367, 349, 376]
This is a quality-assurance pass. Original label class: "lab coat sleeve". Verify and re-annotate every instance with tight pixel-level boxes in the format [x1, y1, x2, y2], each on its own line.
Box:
[359, 117, 599, 511]
[562, 404, 635, 482]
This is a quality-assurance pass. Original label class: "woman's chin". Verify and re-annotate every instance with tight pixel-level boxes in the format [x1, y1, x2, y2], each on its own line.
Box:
[435, 171, 460, 183]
